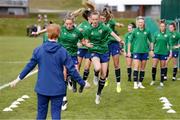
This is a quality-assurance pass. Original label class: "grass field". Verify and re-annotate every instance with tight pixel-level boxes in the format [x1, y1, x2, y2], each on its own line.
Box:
[29, 0, 82, 10]
[0, 36, 180, 119]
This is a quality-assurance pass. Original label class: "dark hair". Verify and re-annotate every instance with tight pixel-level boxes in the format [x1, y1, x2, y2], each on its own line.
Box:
[130, 22, 136, 28]
[169, 22, 176, 30]
[159, 19, 166, 25]
[82, 10, 91, 20]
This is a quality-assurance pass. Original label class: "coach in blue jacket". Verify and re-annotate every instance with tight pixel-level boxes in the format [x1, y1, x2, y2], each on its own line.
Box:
[10, 24, 85, 120]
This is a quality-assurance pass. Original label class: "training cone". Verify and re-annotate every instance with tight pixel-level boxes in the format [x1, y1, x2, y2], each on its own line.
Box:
[17, 98, 25, 102]
[21, 95, 30, 99]
[162, 106, 171, 109]
[9, 104, 18, 108]
[167, 109, 176, 113]
[3, 107, 13, 112]
[12, 101, 21, 105]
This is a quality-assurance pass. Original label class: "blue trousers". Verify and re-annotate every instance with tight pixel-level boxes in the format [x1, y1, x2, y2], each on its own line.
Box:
[37, 93, 64, 120]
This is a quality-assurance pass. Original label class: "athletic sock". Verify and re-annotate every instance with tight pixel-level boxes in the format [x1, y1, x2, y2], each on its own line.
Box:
[173, 67, 178, 80]
[160, 68, 165, 83]
[127, 68, 132, 81]
[152, 67, 157, 81]
[97, 78, 106, 95]
[83, 69, 89, 81]
[133, 70, 139, 82]
[139, 71, 145, 82]
[115, 68, 121, 83]
[164, 67, 168, 77]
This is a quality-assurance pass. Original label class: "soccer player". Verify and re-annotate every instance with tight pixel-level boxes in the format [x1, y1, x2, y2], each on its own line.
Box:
[84, 11, 123, 104]
[99, 9, 124, 93]
[150, 20, 171, 86]
[10, 24, 86, 120]
[77, 9, 92, 86]
[164, 22, 180, 81]
[124, 23, 136, 82]
[128, 17, 153, 89]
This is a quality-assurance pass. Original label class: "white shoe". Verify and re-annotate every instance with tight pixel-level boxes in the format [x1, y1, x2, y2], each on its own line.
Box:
[134, 82, 138, 89]
[61, 100, 68, 111]
[138, 82, 145, 89]
[85, 81, 91, 88]
[160, 82, 164, 87]
[93, 76, 98, 86]
[150, 81, 155, 86]
[95, 94, 101, 104]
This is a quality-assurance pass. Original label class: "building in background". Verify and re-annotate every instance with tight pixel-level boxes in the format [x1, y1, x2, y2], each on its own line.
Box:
[0, 0, 29, 16]
[91, 0, 161, 18]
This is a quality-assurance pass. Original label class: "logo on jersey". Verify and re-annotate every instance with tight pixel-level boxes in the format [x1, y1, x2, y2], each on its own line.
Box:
[137, 32, 139, 35]
[72, 34, 77, 37]
[144, 32, 147, 35]
[91, 32, 94, 35]
[98, 30, 102, 34]
[164, 34, 167, 37]
[158, 34, 160, 37]
[173, 35, 176, 38]
[64, 32, 67, 35]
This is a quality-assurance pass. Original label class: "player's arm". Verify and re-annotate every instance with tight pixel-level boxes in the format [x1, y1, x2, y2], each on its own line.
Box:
[10, 49, 38, 87]
[32, 29, 47, 35]
[115, 22, 124, 27]
[110, 31, 124, 44]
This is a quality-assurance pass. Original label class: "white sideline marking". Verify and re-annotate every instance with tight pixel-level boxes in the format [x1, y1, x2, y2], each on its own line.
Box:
[0, 69, 38, 90]
[0, 61, 28, 64]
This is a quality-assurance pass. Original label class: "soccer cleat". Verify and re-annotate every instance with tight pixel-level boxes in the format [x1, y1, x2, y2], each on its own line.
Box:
[160, 82, 164, 87]
[93, 76, 98, 86]
[138, 82, 145, 89]
[61, 100, 68, 111]
[95, 94, 101, 104]
[116, 83, 121, 93]
[150, 81, 155, 86]
[172, 77, 176, 81]
[133, 82, 138, 89]
[84, 81, 91, 88]
[104, 79, 109, 87]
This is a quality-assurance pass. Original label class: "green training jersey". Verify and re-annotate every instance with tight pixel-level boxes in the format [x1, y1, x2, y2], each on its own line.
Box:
[129, 28, 152, 53]
[58, 26, 83, 56]
[106, 19, 118, 44]
[124, 32, 133, 53]
[169, 31, 180, 52]
[84, 22, 112, 54]
[77, 20, 91, 49]
[153, 31, 170, 55]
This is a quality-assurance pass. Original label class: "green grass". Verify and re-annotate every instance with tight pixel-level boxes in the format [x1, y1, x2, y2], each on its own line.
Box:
[0, 36, 180, 119]
[29, 0, 82, 10]
[0, 17, 134, 36]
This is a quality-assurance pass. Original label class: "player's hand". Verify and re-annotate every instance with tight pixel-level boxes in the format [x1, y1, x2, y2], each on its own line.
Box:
[127, 52, 131, 58]
[10, 76, 21, 87]
[77, 42, 83, 47]
[119, 23, 124, 27]
[31, 32, 38, 36]
[86, 42, 93, 48]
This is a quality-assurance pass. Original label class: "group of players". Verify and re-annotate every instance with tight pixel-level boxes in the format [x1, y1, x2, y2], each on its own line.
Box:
[32, 6, 180, 108]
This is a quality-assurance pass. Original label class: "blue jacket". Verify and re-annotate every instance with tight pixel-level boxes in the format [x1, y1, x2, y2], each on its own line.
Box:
[19, 41, 85, 96]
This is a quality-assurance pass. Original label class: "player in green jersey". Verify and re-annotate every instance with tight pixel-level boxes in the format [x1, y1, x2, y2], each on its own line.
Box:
[124, 23, 136, 82]
[77, 10, 92, 87]
[99, 9, 124, 93]
[84, 11, 123, 104]
[150, 20, 171, 87]
[164, 22, 180, 81]
[128, 17, 153, 89]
